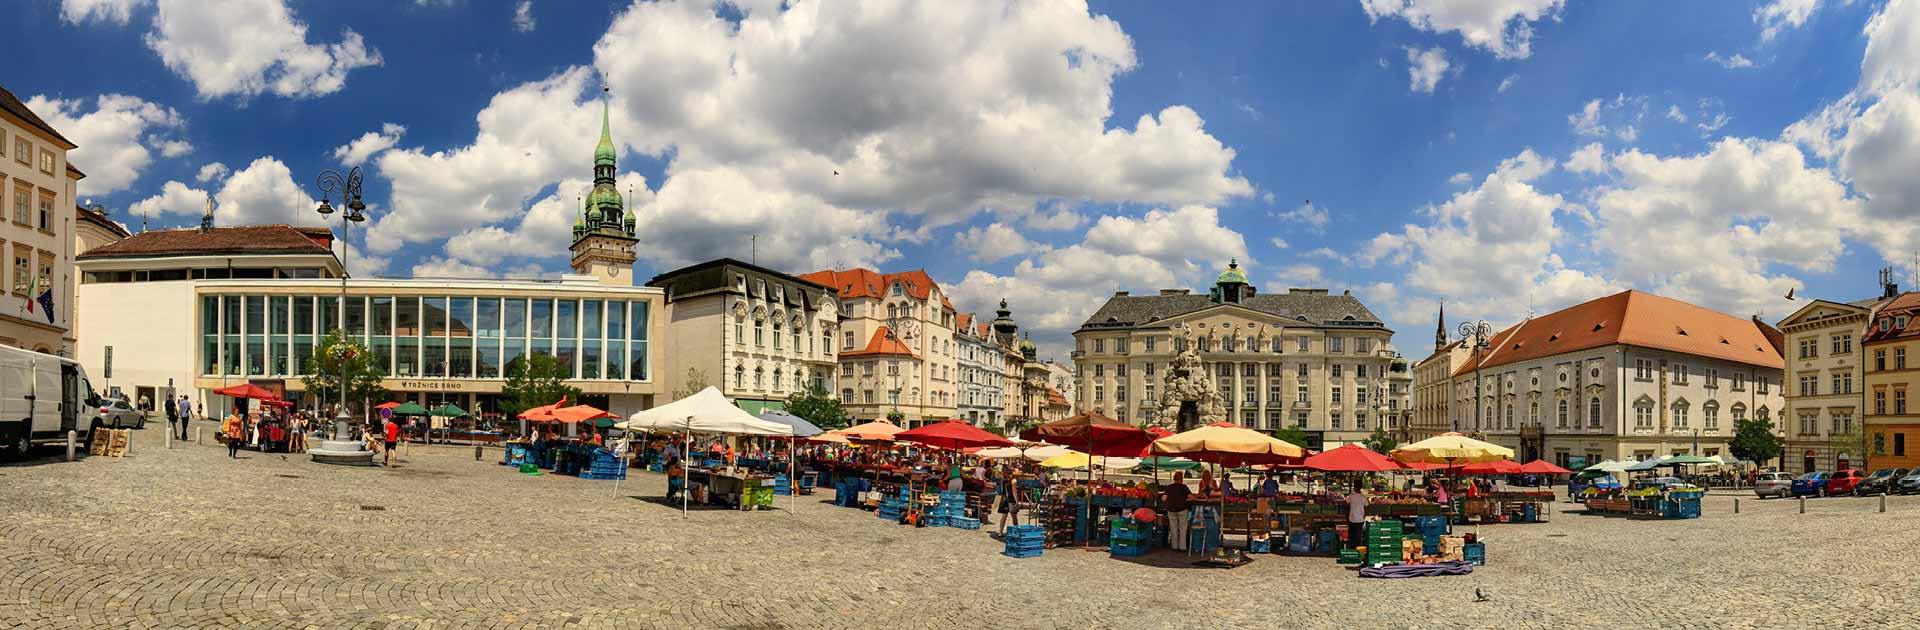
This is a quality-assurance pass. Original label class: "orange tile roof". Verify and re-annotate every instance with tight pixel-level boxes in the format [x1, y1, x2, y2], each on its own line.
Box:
[956, 313, 973, 332]
[800, 268, 955, 311]
[840, 326, 918, 358]
[1451, 290, 1784, 378]
[1046, 388, 1070, 406]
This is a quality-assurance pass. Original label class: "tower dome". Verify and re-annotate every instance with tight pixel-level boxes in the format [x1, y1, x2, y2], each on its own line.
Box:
[1216, 258, 1248, 285]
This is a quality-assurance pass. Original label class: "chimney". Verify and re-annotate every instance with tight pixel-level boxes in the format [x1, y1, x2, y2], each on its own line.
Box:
[1113, 290, 1130, 297]
[1881, 267, 1899, 299]
[1159, 289, 1189, 296]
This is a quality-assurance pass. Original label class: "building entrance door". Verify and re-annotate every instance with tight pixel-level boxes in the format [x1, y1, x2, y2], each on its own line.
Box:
[1803, 450, 1817, 473]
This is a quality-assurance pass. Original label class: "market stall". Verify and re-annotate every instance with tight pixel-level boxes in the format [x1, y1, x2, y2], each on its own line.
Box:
[1022, 413, 1155, 550]
[616, 387, 794, 513]
[1151, 423, 1306, 567]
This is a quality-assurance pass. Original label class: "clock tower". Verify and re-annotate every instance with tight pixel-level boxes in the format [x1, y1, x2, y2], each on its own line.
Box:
[570, 90, 639, 285]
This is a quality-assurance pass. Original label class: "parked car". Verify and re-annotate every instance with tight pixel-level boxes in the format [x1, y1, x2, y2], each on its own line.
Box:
[1791, 471, 1831, 497]
[96, 398, 144, 429]
[1753, 471, 1796, 499]
[1827, 469, 1866, 495]
[1897, 470, 1920, 495]
[1856, 468, 1910, 495]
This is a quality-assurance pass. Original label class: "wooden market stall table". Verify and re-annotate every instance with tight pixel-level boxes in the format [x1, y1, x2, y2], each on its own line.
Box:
[1453, 490, 1555, 524]
[686, 467, 778, 510]
[1583, 486, 1701, 519]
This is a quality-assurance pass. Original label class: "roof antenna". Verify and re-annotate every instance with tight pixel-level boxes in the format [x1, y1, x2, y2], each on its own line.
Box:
[751, 234, 757, 266]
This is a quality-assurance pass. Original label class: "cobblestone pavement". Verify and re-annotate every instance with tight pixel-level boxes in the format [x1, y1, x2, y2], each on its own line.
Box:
[4, 422, 1919, 629]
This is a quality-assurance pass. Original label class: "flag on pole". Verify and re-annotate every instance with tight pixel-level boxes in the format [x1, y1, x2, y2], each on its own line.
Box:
[24, 272, 53, 324]
[23, 273, 37, 315]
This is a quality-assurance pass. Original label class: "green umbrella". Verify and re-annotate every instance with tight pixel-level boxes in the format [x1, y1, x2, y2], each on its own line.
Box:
[1136, 456, 1201, 472]
[391, 402, 430, 416]
[429, 403, 469, 417]
[1658, 454, 1720, 466]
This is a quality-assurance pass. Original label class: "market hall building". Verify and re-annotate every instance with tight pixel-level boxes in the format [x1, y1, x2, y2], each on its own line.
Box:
[73, 103, 665, 420]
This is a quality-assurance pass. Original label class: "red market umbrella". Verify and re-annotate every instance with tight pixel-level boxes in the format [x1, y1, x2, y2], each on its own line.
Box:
[1458, 460, 1524, 475]
[1020, 412, 1153, 457]
[1303, 444, 1405, 472]
[1518, 459, 1573, 475]
[263, 400, 293, 408]
[374, 401, 402, 410]
[213, 383, 279, 401]
[896, 420, 1014, 450]
[1397, 461, 1450, 471]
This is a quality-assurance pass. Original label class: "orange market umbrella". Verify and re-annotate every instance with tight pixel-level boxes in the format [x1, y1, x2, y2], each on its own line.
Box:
[1303, 444, 1405, 472]
[1518, 459, 1573, 475]
[374, 401, 402, 410]
[834, 420, 905, 441]
[550, 405, 613, 424]
[214, 383, 279, 401]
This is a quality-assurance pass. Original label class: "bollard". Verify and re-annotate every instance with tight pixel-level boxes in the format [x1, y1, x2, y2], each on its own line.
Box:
[474, 445, 483, 461]
[166, 426, 173, 449]
[1734, 498, 1740, 514]
[1799, 496, 1806, 514]
[1881, 494, 1887, 513]
[195, 427, 202, 444]
[66, 430, 77, 461]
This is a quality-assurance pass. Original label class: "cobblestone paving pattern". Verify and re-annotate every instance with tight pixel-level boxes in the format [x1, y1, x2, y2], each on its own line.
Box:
[3, 422, 1918, 629]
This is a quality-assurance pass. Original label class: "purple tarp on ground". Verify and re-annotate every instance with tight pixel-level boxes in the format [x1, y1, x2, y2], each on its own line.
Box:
[1357, 560, 1475, 578]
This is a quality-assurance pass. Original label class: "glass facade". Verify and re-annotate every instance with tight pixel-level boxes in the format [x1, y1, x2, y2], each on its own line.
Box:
[196, 292, 654, 382]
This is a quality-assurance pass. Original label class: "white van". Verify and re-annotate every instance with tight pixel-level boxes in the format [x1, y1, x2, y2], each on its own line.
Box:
[0, 345, 103, 459]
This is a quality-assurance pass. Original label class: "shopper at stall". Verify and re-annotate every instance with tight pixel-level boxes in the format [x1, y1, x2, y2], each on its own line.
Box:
[665, 454, 686, 501]
[382, 417, 400, 466]
[946, 457, 966, 492]
[1345, 483, 1370, 549]
[1161, 472, 1193, 551]
[1260, 474, 1280, 498]
[1198, 468, 1217, 498]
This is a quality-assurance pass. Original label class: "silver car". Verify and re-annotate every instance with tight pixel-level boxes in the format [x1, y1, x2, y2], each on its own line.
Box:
[1753, 471, 1794, 499]
[95, 398, 144, 429]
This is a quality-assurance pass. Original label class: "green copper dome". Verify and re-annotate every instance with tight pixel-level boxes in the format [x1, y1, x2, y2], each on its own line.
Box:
[594, 98, 617, 167]
[1216, 258, 1248, 285]
[589, 186, 621, 213]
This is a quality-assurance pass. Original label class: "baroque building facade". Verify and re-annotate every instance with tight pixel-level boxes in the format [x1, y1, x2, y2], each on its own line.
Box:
[0, 84, 83, 357]
[1447, 290, 1785, 468]
[953, 301, 1023, 428]
[1073, 260, 1395, 449]
[801, 268, 957, 426]
[1864, 290, 1920, 472]
[647, 258, 838, 415]
[1778, 296, 1881, 473]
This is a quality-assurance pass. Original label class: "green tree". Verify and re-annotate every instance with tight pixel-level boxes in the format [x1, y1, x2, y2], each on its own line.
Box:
[1363, 426, 1398, 453]
[671, 367, 710, 401]
[300, 330, 387, 417]
[1272, 425, 1310, 449]
[500, 354, 582, 420]
[886, 409, 906, 423]
[785, 382, 849, 430]
[1729, 416, 1785, 467]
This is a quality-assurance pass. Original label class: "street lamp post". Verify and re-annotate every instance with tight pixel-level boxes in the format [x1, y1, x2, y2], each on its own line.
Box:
[883, 314, 918, 424]
[1457, 320, 1493, 433]
[306, 167, 376, 466]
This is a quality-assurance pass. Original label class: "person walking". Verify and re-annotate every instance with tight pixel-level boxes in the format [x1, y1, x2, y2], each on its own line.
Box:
[382, 417, 400, 466]
[164, 395, 178, 435]
[222, 408, 244, 458]
[175, 396, 193, 441]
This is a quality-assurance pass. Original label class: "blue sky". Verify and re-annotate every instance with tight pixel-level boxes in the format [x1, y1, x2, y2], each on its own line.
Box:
[6, 0, 1918, 359]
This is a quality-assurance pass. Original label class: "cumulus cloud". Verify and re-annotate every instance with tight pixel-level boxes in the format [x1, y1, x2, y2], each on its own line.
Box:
[144, 0, 382, 100]
[331, 123, 406, 167]
[1360, 0, 1564, 59]
[365, 0, 1251, 281]
[1273, 201, 1330, 230]
[1566, 142, 1607, 175]
[1269, 263, 1325, 289]
[127, 180, 209, 219]
[1567, 94, 1646, 142]
[513, 0, 535, 32]
[955, 222, 1043, 263]
[1756, 0, 1819, 42]
[22, 93, 185, 196]
[59, 0, 147, 25]
[1448, 171, 1472, 184]
[195, 162, 229, 183]
[1705, 51, 1756, 69]
[1497, 75, 1516, 93]
[1270, 236, 1291, 250]
[1405, 46, 1450, 93]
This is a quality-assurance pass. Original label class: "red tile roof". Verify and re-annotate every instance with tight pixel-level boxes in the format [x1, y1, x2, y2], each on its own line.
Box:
[841, 326, 918, 358]
[956, 313, 973, 333]
[77, 225, 334, 260]
[1865, 292, 1920, 344]
[1451, 290, 1784, 377]
[800, 268, 954, 311]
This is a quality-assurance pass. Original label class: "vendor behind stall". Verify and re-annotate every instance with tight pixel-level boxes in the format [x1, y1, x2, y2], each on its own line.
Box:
[1160, 472, 1193, 551]
[1345, 483, 1370, 549]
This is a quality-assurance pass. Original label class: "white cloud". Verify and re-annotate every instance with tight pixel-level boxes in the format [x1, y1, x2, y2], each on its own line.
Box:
[1569, 99, 1603, 135]
[145, 0, 382, 100]
[1666, 105, 1688, 123]
[156, 139, 192, 157]
[1360, 0, 1564, 59]
[1568, 94, 1647, 141]
[195, 162, 229, 183]
[1566, 142, 1607, 175]
[1697, 112, 1731, 134]
[331, 123, 406, 167]
[442, 172, 650, 268]
[127, 180, 209, 219]
[1705, 51, 1756, 69]
[368, 0, 1251, 277]
[1269, 263, 1324, 289]
[59, 0, 148, 25]
[1405, 46, 1450, 93]
[22, 93, 185, 196]
[1756, 0, 1820, 42]
[954, 222, 1043, 263]
[1273, 202, 1330, 230]
[1497, 74, 1516, 93]
[1448, 171, 1472, 184]
[948, 205, 1249, 354]
[1270, 236, 1291, 250]
[513, 0, 535, 33]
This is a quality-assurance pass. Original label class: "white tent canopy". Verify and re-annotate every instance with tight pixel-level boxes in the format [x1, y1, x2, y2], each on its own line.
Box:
[616, 387, 792, 436]
[975, 447, 1026, 459]
[1022, 444, 1071, 462]
[1584, 459, 1636, 473]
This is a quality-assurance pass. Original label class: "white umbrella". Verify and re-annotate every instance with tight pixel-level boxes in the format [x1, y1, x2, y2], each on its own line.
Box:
[1022, 444, 1071, 462]
[976, 446, 1026, 459]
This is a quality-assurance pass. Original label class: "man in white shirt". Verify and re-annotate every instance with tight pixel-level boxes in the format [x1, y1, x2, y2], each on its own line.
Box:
[1345, 486, 1369, 549]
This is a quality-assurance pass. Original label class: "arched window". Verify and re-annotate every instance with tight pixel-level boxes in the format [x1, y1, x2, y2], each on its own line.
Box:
[840, 388, 854, 404]
[1588, 397, 1602, 428]
[887, 304, 898, 319]
[1672, 401, 1689, 428]
[773, 369, 782, 389]
[754, 318, 765, 346]
[1556, 399, 1569, 428]
[1529, 401, 1540, 426]
[735, 364, 744, 388]
[754, 366, 764, 388]
[734, 315, 745, 344]
[772, 318, 783, 349]
[1504, 404, 1514, 428]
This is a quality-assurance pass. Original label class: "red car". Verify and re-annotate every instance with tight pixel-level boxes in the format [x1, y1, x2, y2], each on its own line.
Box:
[1826, 469, 1866, 495]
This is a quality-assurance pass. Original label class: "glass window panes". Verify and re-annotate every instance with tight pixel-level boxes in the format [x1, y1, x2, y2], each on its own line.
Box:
[606, 301, 625, 340]
[531, 299, 553, 338]
[201, 296, 220, 374]
[270, 296, 290, 335]
[605, 340, 625, 380]
[449, 337, 472, 378]
[425, 297, 448, 336]
[223, 294, 241, 334]
[557, 299, 577, 340]
[318, 296, 337, 334]
[477, 338, 501, 378]
[348, 296, 370, 336]
[294, 296, 314, 336]
[505, 298, 527, 338]
[583, 340, 602, 379]
[397, 296, 419, 337]
[503, 338, 526, 376]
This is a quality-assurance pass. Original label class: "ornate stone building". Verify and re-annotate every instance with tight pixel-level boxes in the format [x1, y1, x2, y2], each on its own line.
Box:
[954, 300, 1023, 428]
[1777, 295, 1882, 473]
[646, 258, 838, 415]
[1452, 290, 1785, 468]
[1073, 260, 1395, 449]
[800, 268, 958, 426]
[1864, 289, 1920, 472]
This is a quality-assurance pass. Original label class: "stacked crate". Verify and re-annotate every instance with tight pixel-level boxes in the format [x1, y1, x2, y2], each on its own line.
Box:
[1416, 515, 1448, 555]
[877, 490, 907, 521]
[931, 491, 969, 528]
[1004, 524, 1045, 558]
[1108, 517, 1151, 557]
[1363, 520, 1404, 565]
[772, 475, 792, 496]
[590, 449, 631, 479]
[1463, 541, 1486, 565]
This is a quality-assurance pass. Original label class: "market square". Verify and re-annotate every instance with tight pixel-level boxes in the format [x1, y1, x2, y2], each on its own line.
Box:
[3, 432, 1919, 629]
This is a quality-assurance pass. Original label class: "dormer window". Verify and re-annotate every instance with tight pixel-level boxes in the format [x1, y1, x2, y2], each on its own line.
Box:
[1883, 318, 1893, 332]
[1900, 315, 1911, 329]
[892, 283, 903, 296]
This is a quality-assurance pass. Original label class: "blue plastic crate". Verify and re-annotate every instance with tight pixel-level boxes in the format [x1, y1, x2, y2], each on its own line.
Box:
[1464, 542, 1486, 565]
[1004, 548, 1043, 559]
[949, 517, 981, 529]
[1110, 541, 1149, 557]
[1248, 538, 1271, 553]
[926, 515, 949, 527]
